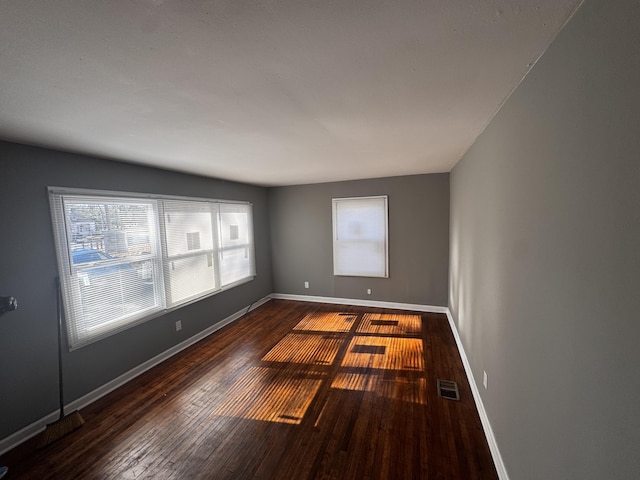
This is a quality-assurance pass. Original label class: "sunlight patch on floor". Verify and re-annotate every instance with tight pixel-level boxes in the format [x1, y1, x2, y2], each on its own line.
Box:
[331, 373, 427, 404]
[356, 313, 422, 335]
[210, 367, 324, 424]
[262, 333, 345, 365]
[292, 311, 357, 332]
[342, 336, 424, 371]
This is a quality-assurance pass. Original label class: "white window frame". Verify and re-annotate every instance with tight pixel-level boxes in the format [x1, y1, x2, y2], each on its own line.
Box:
[332, 195, 389, 278]
[49, 187, 256, 350]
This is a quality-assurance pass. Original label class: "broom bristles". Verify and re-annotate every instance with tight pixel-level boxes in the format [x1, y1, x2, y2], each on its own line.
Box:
[37, 410, 85, 449]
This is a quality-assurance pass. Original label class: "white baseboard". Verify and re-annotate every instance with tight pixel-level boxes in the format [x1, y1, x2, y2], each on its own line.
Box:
[0, 411, 61, 457]
[270, 293, 448, 314]
[0, 295, 272, 456]
[444, 310, 509, 480]
[2, 293, 507, 480]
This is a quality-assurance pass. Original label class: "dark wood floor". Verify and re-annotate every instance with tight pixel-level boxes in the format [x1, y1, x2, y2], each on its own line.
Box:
[1, 299, 497, 479]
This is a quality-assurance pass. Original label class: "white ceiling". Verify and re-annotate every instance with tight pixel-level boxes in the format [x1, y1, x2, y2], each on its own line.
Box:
[0, 0, 581, 186]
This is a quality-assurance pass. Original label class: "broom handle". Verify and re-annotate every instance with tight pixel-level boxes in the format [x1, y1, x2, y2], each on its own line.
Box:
[56, 277, 65, 420]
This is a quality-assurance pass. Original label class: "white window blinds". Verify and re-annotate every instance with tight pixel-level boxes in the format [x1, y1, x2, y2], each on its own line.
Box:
[332, 196, 388, 278]
[163, 200, 218, 306]
[218, 203, 255, 286]
[51, 195, 165, 348]
[49, 189, 255, 350]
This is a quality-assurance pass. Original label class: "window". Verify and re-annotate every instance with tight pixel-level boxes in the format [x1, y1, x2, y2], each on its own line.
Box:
[162, 200, 218, 307]
[332, 196, 388, 278]
[49, 188, 255, 350]
[218, 203, 254, 286]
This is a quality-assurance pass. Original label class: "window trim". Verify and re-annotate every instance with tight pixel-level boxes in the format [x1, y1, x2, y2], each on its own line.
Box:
[48, 186, 256, 350]
[49, 186, 253, 208]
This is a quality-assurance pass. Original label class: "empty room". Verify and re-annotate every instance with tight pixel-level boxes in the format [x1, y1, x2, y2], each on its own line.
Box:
[0, 1, 638, 479]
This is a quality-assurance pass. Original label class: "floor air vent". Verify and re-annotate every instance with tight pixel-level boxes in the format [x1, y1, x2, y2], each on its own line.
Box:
[437, 379, 460, 400]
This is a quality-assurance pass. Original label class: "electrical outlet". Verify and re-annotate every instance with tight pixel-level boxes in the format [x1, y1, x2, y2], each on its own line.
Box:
[483, 371, 488, 389]
[304, 281, 309, 289]
[367, 288, 372, 295]
[175, 320, 182, 332]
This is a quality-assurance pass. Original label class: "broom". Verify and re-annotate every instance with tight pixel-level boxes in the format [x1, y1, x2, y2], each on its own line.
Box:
[38, 278, 84, 448]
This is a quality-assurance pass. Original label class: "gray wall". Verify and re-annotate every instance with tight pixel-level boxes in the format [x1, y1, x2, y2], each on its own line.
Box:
[449, 1, 640, 479]
[0, 141, 272, 441]
[269, 174, 449, 306]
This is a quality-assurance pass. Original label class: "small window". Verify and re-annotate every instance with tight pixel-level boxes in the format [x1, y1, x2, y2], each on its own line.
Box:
[332, 196, 388, 278]
[229, 224, 239, 241]
[186, 232, 201, 251]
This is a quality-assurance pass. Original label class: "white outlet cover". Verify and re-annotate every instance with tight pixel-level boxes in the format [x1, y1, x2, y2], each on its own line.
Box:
[483, 371, 488, 389]
[176, 320, 182, 331]
[304, 281, 309, 288]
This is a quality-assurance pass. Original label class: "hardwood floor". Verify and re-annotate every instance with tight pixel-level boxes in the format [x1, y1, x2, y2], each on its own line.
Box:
[1, 299, 497, 479]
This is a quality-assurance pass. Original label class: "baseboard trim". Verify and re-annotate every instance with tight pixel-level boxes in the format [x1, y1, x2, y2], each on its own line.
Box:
[0, 412, 60, 457]
[270, 293, 448, 314]
[2, 293, 508, 480]
[444, 309, 509, 480]
[0, 295, 272, 456]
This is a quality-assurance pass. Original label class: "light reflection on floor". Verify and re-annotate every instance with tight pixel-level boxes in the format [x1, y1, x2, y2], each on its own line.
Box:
[331, 373, 427, 404]
[293, 311, 357, 332]
[342, 336, 424, 371]
[209, 310, 427, 425]
[261, 333, 344, 365]
[210, 367, 324, 424]
[357, 313, 422, 335]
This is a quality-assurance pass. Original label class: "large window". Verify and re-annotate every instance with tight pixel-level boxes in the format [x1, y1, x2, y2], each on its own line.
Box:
[332, 196, 388, 278]
[49, 188, 255, 350]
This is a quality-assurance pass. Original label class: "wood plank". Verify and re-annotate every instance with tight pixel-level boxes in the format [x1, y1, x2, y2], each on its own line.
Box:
[0, 300, 497, 479]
